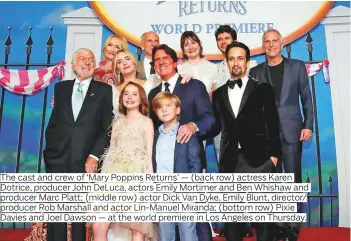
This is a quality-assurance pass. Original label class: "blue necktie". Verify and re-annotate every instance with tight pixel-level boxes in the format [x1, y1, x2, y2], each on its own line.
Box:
[73, 82, 84, 120]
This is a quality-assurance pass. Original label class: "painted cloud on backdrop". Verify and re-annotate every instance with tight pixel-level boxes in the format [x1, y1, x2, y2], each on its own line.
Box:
[36, 5, 75, 28]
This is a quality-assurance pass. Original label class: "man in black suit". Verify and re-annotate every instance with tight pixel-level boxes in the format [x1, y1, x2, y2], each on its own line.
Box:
[212, 41, 280, 241]
[250, 29, 313, 241]
[44, 48, 113, 241]
[148, 44, 215, 241]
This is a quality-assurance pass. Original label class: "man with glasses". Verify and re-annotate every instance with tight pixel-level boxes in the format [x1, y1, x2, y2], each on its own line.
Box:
[44, 48, 113, 241]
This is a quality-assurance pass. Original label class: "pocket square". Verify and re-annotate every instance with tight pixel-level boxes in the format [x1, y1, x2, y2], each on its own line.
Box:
[90, 93, 95, 96]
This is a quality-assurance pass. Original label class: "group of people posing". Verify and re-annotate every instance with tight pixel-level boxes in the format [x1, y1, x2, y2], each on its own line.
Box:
[26, 25, 313, 241]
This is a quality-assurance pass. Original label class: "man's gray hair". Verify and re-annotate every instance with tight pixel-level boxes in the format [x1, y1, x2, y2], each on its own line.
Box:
[140, 31, 159, 43]
[71, 48, 96, 65]
[262, 29, 283, 44]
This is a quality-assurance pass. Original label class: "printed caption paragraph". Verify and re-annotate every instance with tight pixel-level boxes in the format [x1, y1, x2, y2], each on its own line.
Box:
[0, 173, 310, 223]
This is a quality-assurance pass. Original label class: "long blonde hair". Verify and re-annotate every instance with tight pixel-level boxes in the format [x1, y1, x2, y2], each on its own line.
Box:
[103, 34, 129, 61]
[113, 50, 141, 86]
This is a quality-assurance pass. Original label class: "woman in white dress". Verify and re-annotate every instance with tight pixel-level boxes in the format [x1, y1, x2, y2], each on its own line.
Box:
[177, 31, 218, 98]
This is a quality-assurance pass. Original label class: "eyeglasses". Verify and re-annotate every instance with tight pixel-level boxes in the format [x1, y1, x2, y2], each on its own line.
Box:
[78, 56, 95, 63]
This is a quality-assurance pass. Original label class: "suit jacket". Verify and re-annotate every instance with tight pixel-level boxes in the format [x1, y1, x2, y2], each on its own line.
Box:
[212, 77, 281, 173]
[44, 79, 113, 173]
[250, 57, 313, 143]
[152, 128, 202, 173]
[148, 76, 215, 137]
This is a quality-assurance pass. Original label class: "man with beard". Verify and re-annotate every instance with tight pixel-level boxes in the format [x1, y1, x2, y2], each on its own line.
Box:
[215, 25, 257, 88]
[212, 41, 280, 241]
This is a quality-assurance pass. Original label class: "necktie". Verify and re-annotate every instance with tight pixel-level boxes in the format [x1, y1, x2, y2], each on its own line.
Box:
[150, 62, 156, 75]
[72, 82, 84, 120]
[227, 78, 243, 89]
[164, 82, 171, 92]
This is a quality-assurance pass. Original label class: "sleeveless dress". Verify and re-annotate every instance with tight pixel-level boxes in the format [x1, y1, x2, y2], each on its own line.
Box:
[101, 115, 158, 241]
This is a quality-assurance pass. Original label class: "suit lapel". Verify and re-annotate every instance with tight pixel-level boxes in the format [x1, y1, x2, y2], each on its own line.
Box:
[222, 85, 236, 119]
[64, 81, 75, 122]
[172, 77, 182, 95]
[263, 62, 273, 85]
[174, 141, 180, 168]
[153, 130, 160, 171]
[237, 78, 256, 116]
[280, 57, 291, 103]
[76, 80, 97, 122]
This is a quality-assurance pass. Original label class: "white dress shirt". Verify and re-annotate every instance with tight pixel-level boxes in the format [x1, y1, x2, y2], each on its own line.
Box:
[161, 73, 179, 93]
[228, 76, 249, 148]
[143, 57, 152, 80]
[72, 77, 99, 161]
[72, 77, 92, 105]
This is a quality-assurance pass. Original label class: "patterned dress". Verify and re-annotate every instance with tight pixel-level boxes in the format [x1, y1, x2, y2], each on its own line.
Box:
[93, 61, 117, 86]
[101, 115, 158, 241]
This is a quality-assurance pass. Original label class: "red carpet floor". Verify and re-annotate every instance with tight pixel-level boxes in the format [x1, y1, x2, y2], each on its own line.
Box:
[0, 227, 349, 241]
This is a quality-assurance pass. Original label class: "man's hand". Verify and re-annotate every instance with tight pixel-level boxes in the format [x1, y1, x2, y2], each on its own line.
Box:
[270, 156, 278, 167]
[85, 157, 98, 173]
[180, 74, 193, 84]
[300, 129, 312, 141]
[177, 123, 197, 144]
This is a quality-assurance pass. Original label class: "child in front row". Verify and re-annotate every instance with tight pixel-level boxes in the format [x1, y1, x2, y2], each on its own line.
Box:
[152, 91, 201, 241]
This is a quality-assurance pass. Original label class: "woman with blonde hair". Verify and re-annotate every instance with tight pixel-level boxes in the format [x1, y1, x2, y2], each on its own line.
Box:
[93, 34, 129, 86]
[111, 49, 160, 114]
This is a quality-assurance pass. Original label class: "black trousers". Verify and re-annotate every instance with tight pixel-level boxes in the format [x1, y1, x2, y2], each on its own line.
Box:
[225, 151, 277, 241]
[45, 151, 86, 241]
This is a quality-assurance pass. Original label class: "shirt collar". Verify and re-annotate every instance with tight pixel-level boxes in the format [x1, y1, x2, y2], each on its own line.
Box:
[144, 56, 152, 65]
[74, 77, 92, 87]
[162, 73, 179, 88]
[159, 122, 180, 135]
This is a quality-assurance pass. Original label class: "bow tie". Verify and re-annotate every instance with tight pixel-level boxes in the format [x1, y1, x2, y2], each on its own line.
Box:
[227, 78, 242, 89]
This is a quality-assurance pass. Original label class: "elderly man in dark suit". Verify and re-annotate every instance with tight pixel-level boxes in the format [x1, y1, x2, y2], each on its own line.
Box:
[44, 48, 113, 241]
[148, 44, 216, 241]
[250, 29, 314, 241]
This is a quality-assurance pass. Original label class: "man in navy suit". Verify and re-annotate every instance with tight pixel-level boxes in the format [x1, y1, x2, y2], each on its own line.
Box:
[250, 29, 313, 241]
[148, 44, 215, 241]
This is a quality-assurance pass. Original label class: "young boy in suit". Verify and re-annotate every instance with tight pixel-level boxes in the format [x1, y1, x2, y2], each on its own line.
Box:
[152, 92, 201, 241]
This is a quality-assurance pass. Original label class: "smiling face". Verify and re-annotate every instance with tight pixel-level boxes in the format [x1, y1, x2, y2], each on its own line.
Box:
[141, 32, 160, 58]
[183, 37, 201, 60]
[72, 50, 96, 80]
[263, 31, 283, 59]
[154, 49, 177, 81]
[122, 84, 141, 111]
[104, 37, 122, 61]
[217, 32, 233, 54]
[115, 51, 137, 76]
